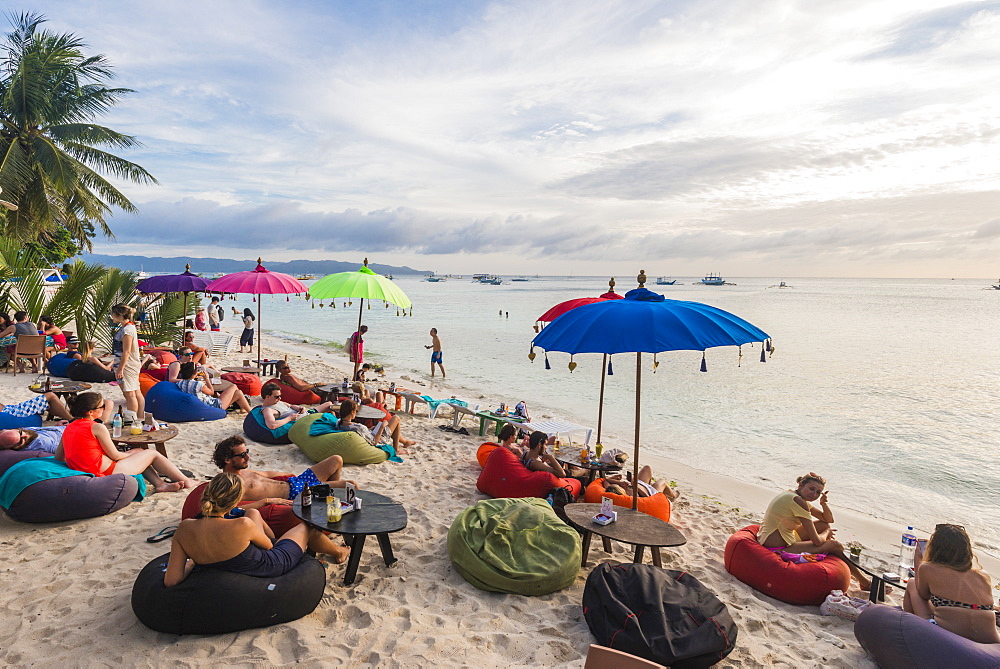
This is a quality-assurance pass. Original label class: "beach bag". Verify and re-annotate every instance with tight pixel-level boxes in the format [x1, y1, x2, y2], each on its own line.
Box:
[546, 485, 576, 523]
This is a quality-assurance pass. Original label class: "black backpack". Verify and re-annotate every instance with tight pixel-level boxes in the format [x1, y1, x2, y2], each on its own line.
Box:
[546, 486, 575, 524]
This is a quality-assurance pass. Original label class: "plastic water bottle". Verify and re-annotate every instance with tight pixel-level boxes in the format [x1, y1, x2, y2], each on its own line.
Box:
[111, 411, 123, 439]
[899, 526, 917, 574]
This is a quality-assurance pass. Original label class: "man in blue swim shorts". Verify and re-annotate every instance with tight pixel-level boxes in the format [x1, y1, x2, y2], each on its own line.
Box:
[425, 327, 446, 378]
[214, 435, 357, 503]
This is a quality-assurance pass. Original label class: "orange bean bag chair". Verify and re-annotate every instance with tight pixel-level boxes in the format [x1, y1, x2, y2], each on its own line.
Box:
[147, 349, 178, 364]
[264, 378, 321, 405]
[139, 372, 160, 396]
[477, 446, 581, 499]
[724, 525, 851, 606]
[584, 478, 672, 522]
[221, 372, 262, 398]
[181, 480, 299, 536]
[477, 442, 500, 468]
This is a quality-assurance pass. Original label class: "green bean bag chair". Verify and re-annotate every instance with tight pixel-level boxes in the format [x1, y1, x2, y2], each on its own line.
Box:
[448, 498, 581, 596]
[288, 413, 388, 465]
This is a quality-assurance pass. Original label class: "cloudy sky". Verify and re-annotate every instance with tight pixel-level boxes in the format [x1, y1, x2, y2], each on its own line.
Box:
[24, 0, 1000, 276]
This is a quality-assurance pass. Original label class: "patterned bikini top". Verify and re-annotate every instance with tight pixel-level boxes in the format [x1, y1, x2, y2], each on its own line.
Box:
[929, 593, 996, 611]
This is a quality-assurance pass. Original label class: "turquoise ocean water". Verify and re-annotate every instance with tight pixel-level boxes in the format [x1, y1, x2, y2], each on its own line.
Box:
[243, 275, 1000, 554]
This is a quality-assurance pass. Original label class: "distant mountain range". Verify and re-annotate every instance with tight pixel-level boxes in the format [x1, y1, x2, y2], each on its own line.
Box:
[80, 254, 430, 276]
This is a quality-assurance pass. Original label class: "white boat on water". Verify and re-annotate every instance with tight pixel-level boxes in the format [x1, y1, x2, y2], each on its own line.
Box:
[701, 272, 726, 286]
[424, 275, 445, 282]
[655, 277, 677, 285]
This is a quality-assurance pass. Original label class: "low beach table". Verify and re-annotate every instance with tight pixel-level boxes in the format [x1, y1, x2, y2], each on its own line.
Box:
[563, 503, 686, 567]
[849, 553, 908, 604]
[474, 410, 525, 437]
[381, 388, 411, 412]
[293, 488, 407, 586]
[221, 366, 261, 375]
[253, 359, 281, 376]
[555, 452, 621, 486]
[316, 385, 360, 404]
[30, 381, 91, 420]
[111, 424, 179, 458]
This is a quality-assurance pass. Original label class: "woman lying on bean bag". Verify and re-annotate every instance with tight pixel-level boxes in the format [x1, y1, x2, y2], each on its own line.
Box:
[66, 341, 117, 383]
[584, 467, 674, 522]
[165, 473, 322, 585]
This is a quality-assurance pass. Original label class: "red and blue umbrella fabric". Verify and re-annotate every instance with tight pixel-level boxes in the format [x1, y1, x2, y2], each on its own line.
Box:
[530, 273, 771, 510]
[206, 259, 308, 366]
[135, 264, 212, 348]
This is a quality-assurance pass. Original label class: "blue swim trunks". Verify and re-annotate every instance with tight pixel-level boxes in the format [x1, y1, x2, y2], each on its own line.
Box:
[431, 350, 443, 364]
[285, 468, 322, 499]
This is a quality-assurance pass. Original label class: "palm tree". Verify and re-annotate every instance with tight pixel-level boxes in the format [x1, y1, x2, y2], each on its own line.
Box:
[0, 12, 156, 250]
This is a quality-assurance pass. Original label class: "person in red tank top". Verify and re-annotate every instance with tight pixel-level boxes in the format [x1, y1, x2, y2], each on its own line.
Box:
[54, 392, 195, 493]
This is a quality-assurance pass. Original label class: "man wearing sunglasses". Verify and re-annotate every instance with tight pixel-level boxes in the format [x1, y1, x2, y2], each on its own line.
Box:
[0, 396, 115, 452]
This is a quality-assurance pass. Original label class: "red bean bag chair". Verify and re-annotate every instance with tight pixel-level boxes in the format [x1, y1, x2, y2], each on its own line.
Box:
[476, 442, 499, 468]
[264, 378, 321, 405]
[143, 366, 168, 381]
[139, 373, 160, 397]
[181, 480, 299, 536]
[148, 349, 177, 364]
[477, 446, 581, 499]
[221, 372, 262, 398]
[584, 478, 671, 522]
[724, 525, 850, 606]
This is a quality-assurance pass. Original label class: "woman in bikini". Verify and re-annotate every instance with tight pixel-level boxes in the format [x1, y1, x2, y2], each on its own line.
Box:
[164, 473, 328, 586]
[603, 465, 679, 501]
[757, 473, 871, 589]
[903, 523, 1000, 643]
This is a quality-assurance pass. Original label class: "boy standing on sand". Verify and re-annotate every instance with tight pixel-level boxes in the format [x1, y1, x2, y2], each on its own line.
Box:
[425, 328, 445, 378]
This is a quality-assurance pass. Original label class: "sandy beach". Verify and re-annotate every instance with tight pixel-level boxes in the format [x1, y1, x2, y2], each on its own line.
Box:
[0, 328, 944, 667]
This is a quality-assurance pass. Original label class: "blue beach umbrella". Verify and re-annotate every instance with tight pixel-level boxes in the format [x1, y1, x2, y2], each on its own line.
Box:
[530, 271, 771, 510]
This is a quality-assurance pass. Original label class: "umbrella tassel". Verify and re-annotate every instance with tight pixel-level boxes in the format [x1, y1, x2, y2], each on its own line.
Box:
[738, 345, 742, 367]
[568, 355, 577, 373]
[766, 338, 772, 353]
[311, 302, 315, 309]
[607, 358, 613, 375]
[545, 354, 551, 370]
[760, 345, 766, 363]
[700, 352, 707, 372]
[528, 346, 536, 362]
[396, 308, 400, 316]
[367, 302, 370, 310]
[331, 301, 335, 308]
[653, 353, 659, 372]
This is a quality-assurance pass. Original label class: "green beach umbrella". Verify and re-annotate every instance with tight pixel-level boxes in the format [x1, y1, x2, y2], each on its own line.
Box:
[308, 258, 412, 377]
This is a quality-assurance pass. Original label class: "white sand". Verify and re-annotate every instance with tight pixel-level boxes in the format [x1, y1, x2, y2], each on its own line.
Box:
[0, 330, 939, 667]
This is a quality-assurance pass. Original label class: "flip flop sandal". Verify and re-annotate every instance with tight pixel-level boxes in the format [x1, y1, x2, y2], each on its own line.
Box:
[146, 526, 176, 543]
[458, 427, 470, 435]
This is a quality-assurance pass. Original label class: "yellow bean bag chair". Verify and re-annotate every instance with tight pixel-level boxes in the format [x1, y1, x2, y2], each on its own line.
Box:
[288, 413, 388, 465]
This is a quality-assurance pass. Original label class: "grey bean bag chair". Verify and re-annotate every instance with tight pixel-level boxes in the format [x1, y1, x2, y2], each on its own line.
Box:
[132, 552, 327, 634]
[243, 408, 291, 445]
[854, 604, 1000, 669]
[584, 562, 738, 668]
[0, 456, 140, 523]
[0, 449, 49, 475]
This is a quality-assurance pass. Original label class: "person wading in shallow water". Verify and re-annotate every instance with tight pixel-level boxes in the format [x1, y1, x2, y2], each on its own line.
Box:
[425, 328, 445, 378]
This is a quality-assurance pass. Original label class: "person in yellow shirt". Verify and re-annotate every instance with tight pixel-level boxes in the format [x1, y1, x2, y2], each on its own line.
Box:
[758, 472, 871, 590]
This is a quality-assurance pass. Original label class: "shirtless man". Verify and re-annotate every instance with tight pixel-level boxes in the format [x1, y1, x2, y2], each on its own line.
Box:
[213, 435, 353, 561]
[276, 361, 331, 402]
[214, 435, 355, 502]
[425, 328, 445, 378]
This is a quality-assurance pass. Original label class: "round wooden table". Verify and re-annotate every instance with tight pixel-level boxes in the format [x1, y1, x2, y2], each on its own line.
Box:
[29, 381, 92, 419]
[293, 489, 407, 586]
[221, 366, 261, 375]
[111, 424, 179, 458]
[564, 503, 686, 567]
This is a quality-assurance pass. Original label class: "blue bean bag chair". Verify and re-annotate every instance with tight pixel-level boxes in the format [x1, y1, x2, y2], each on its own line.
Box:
[0, 412, 43, 430]
[854, 604, 1000, 668]
[243, 407, 292, 445]
[145, 381, 227, 423]
[132, 552, 327, 634]
[46, 353, 76, 378]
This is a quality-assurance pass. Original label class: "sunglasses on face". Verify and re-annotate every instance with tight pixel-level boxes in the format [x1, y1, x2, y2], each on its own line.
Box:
[17, 429, 29, 446]
[231, 450, 250, 459]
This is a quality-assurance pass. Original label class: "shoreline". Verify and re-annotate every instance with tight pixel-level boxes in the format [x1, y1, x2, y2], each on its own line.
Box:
[260, 328, 1000, 574]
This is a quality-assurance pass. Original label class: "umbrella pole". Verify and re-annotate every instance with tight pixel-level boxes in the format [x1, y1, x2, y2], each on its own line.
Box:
[353, 298, 364, 380]
[180, 293, 188, 349]
[596, 353, 607, 444]
[257, 296, 262, 368]
[633, 352, 641, 511]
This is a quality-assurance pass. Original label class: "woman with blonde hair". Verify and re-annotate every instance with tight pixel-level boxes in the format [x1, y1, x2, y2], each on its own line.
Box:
[903, 523, 1000, 643]
[163, 473, 317, 586]
[110, 304, 143, 418]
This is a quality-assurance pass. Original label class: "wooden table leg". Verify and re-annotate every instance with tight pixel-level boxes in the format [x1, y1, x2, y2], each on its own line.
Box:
[601, 536, 613, 554]
[376, 533, 398, 568]
[580, 530, 593, 566]
[651, 547, 662, 568]
[633, 544, 645, 564]
[343, 533, 367, 585]
[154, 441, 167, 457]
[478, 416, 488, 437]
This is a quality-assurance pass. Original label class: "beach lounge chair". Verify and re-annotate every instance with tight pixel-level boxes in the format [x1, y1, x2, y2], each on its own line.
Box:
[520, 419, 593, 446]
[398, 392, 475, 421]
[185, 330, 236, 357]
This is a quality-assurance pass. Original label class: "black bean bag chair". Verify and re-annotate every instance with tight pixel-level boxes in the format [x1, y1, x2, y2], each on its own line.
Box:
[67, 361, 116, 383]
[243, 408, 291, 445]
[131, 552, 327, 634]
[583, 563, 737, 668]
[0, 457, 140, 523]
[0, 449, 49, 475]
[854, 604, 1000, 668]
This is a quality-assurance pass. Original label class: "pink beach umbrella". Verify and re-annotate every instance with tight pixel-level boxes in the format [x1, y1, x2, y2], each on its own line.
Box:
[534, 278, 625, 448]
[205, 259, 309, 367]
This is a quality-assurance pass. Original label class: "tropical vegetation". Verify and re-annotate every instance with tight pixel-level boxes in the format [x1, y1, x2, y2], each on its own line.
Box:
[0, 11, 155, 253]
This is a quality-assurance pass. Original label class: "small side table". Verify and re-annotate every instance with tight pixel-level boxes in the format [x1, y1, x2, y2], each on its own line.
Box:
[254, 359, 281, 377]
[563, 503, 686, 567]
[222, 366, 262, 375]
[30, 381, 92, 420]
[111, 424, 179, 458]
